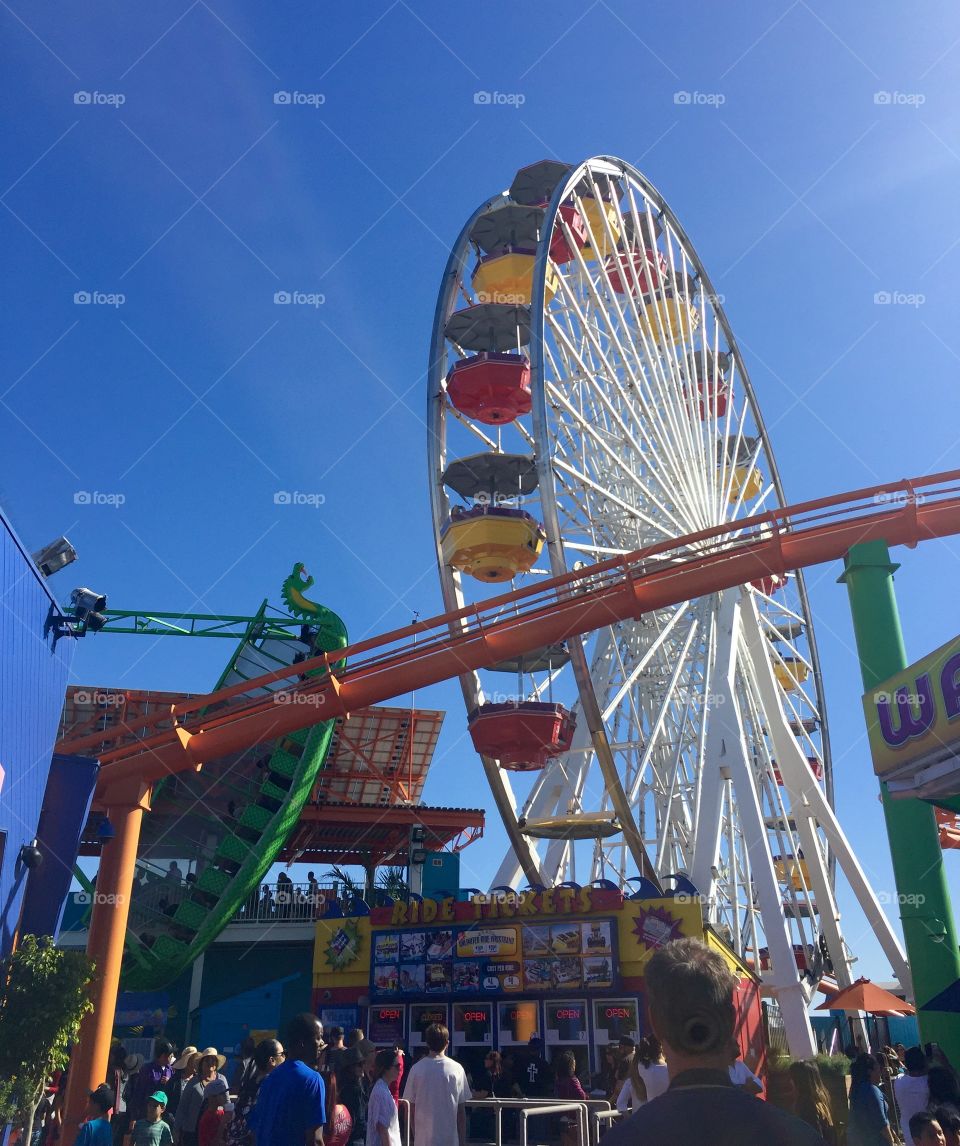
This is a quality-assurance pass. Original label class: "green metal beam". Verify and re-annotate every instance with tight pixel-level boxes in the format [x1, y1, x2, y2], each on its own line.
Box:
[92, 609, 306, 640]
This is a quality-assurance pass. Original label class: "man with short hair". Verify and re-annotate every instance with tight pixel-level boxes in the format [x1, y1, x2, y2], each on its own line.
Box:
[601, 938, 824, 1146]
[326, 1027, 346, 1074]
[249, 1013, 327, 1146]
[895, 1047, 932, 1134]
[522, 1036, 553, 1098]
[129, 1041, 174, 1123]
[910, 1111, 947, 1146]
[404, 1023, 470, 1146]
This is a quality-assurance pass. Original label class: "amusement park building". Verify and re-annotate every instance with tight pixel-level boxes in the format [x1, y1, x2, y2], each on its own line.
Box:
[312, 884, 766, 1085]
[0, 509, 96, 956]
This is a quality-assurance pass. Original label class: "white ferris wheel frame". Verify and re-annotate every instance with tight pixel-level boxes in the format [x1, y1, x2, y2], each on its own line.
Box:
[427, 156, 908, 1055]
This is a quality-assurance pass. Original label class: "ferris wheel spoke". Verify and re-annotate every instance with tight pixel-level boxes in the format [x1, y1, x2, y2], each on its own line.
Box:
[544, 380, 696, 542]
[547, 280, 706, 520]
[602, 196, 715, 518]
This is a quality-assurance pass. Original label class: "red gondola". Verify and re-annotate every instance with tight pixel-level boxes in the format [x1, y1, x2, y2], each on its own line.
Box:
[467, 701, 577, 771]
[605, 247, 667, 296]
[446, 353, 531, 425]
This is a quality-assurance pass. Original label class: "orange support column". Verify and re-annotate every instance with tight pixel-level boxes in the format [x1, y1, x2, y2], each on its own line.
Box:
[62, 781, 151, 1145]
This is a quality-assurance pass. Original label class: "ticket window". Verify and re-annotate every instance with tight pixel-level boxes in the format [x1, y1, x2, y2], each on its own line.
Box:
[498, 1001, 540, 1047]
[545, 1000, 589, 1077]
[592, 999, 640, 1070]
[410, 1004, 449, 1050]
[453, 1003, 493, 1081]
[368, 1005, 406, 1048]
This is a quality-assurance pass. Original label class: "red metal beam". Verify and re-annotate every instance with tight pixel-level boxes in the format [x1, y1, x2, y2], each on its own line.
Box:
[69, 471, 960, 789]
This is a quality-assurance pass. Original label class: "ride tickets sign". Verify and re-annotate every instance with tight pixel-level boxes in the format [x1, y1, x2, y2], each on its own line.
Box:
[456, 928, 519, 959]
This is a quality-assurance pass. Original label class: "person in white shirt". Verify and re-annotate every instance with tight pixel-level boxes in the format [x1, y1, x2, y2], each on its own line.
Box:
[616, 1035, 670, 1111]
[728, 1046, 763, 1096]
[404, 1024, 470, 1146]
[894, 1047, 932, 1136]
[366, 1051, 402, 1146]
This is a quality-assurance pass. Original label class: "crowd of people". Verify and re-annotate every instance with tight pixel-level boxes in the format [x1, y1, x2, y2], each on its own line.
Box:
[36, 935, 960, 1146]
[847, 1040, 960, 1145]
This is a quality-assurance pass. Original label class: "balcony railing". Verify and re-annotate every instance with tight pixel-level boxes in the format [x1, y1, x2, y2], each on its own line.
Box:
[62, 879, 390, 932]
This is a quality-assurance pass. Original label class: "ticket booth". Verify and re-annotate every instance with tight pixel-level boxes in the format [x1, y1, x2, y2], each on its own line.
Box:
[313, 884, 765, 1093]
[410, 1003, 449, 1050]
[498, 999, 540, 1047]
[591, 998, 640, 1070]
[368, 1004, 406, 1047]
[544, 999, 590, 1076]
[453, 1002, 493, 1079]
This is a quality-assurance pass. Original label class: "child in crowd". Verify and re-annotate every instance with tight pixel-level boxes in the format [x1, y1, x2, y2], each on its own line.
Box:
[132, 1092, 174, 1146]
[197, 1079, 230, 1146]
[909, 1111, 947, 1146]
[76, 1086, 115, 1146]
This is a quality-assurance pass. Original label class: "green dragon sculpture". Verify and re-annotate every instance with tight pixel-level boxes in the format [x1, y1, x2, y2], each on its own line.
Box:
[281, 562, 350, 657]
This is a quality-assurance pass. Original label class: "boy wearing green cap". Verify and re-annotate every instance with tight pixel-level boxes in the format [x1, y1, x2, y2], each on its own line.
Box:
[131, 1091, 174, 1146]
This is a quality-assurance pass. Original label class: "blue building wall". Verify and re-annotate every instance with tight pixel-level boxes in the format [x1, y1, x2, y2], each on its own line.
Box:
[0, 509, 75, 955]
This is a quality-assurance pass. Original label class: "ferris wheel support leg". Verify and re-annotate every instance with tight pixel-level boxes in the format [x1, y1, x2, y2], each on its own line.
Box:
[739, 595, 912, 997]
[738, 597, 869, 1048]
[567, 637, 661, 887]
[685, 594, 817, 1054]
[841, 539, 960, 1062]
[719, 630, 818, 1057]
[689, 593, 740, 895]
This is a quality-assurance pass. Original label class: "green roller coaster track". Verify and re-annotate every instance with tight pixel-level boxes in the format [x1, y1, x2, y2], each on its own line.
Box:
[95, 563, 348, 991]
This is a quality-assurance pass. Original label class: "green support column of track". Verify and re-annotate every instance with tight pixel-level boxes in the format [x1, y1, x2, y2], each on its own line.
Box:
[840, 539, 960, 1058]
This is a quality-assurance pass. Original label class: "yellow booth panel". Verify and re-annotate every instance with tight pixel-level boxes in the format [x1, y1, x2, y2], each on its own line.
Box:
[473, 252, 559, 306]
[728, 464, 764, 503]
[442, 511, 545, 582]
[774, 657, 810, 691]
[641, 294, 700, 346]
[581, 199, 621, 261]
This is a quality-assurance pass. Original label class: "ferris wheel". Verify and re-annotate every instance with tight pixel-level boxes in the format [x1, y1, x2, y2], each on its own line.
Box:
[427, 156, 908, 1052]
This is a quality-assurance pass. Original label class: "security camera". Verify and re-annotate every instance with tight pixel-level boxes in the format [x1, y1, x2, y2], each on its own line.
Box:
[69, 587, 108, 633]
[32, 536, 78, 577]
[71, 588, 107, 613]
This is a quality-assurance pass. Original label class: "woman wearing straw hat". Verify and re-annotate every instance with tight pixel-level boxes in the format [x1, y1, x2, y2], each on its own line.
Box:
[165, 1049, 198, 1128]
[174, 1050, 228, 1146]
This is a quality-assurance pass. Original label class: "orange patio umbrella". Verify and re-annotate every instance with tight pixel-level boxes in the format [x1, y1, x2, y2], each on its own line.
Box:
[817, 977, 915, 1016]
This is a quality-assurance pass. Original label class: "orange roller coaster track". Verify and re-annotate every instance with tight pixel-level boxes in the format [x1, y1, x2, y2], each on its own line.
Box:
[63, 470, 960, 801]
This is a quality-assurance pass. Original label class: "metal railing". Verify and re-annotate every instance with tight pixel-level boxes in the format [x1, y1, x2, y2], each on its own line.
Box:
[464, 1097, 609, 1146]
[66, 879, 354, 932]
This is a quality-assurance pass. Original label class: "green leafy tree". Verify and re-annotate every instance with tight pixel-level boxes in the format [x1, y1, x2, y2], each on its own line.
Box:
[0, 935, 95, 1143]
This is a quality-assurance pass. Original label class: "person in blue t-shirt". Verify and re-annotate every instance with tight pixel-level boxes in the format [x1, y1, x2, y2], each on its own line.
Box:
[249, 1014, 327, 1146]
[77, 1085, 116, 1146]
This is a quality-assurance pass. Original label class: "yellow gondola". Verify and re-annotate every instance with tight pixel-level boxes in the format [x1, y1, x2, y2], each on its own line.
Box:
[472, 252, 559, 306]
[774, 656, 810, 691]
[728, 464, 764, 503]
[773, 855, 811, 892]
[642, 291, 700, 347]
[580, 197, 620, 261]
[441, 506, 545, 582]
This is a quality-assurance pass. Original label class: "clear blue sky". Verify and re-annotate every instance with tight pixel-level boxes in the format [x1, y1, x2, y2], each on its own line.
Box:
[3, 1, 960, 981]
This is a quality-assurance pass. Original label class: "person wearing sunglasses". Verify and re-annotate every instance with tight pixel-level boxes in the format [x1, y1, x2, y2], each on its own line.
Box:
[228, 1042, 284, 1146]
